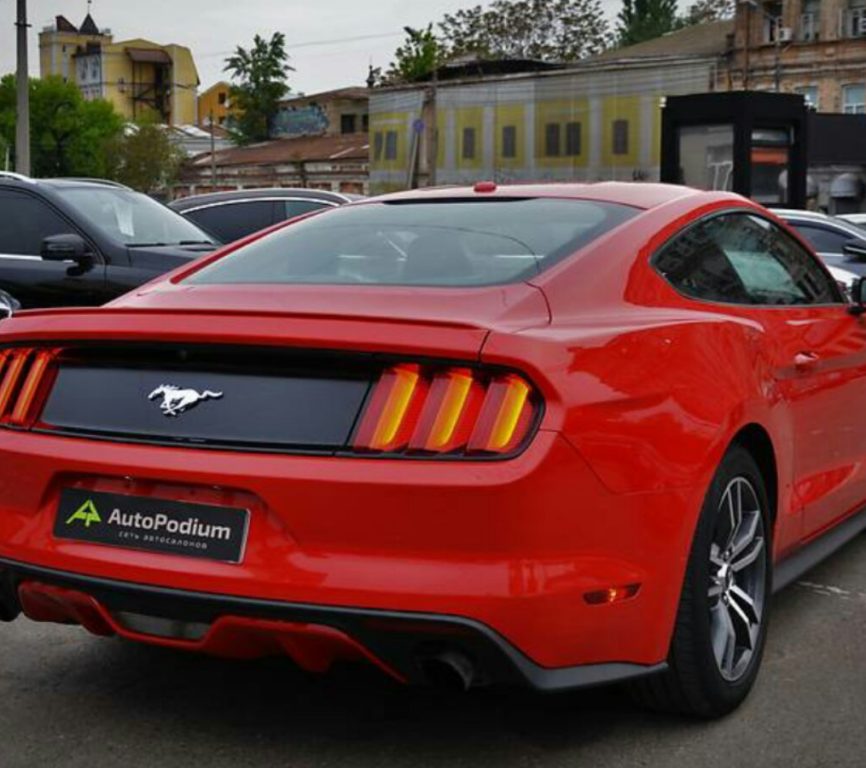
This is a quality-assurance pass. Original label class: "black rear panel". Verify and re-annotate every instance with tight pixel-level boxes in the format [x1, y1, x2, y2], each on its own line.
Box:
[38, 345, 373, 452]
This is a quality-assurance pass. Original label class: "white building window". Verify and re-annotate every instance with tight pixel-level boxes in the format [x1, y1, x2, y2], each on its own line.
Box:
[846, 0, 866, 37]
[843, 84, 866, 114]
[796, 85, 819, 110]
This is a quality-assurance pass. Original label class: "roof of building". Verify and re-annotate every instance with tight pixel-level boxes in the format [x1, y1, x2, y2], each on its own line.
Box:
[79, 13, 101, 36]
[55, 15, 79, 33]
[193, 133, 370, 167]
[280, 87, 370, 106]
[593, 20, 734, 62]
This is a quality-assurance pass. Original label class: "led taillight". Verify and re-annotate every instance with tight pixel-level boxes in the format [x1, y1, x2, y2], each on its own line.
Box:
[0, 347, 58, 427]
[353, 364, 427, 452]
[353, 364, 539, 457]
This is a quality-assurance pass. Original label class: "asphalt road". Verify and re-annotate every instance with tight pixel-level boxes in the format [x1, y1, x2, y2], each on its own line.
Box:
[2, 536, 865, 768]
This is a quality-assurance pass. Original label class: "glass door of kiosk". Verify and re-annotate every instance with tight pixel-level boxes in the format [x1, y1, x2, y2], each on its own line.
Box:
[750, 127, 793, 207]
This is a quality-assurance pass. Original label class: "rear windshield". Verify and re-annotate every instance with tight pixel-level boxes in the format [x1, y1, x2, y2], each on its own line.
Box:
[187, 198, 638, 287]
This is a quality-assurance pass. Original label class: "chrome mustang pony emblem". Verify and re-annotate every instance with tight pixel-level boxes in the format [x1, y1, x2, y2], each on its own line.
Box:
[148, 385, 224, 417]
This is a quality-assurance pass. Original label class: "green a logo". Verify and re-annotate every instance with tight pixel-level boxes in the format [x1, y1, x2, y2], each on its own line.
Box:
[66, 499, 102, 528]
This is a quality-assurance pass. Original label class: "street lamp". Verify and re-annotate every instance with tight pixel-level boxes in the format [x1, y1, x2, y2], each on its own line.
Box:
[15, 0, 30, 175]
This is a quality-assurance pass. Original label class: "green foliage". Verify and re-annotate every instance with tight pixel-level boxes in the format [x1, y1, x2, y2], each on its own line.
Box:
[104, 121, 185, 193]
[616, 0, 679, 46]
[384, 26, 445, 85]
[224, 32, 293, 144]
[439, 0, 612, 61]
[380, 0, 611, 83]
[679, 0, 735, 26]
[0, 75, 123, 177]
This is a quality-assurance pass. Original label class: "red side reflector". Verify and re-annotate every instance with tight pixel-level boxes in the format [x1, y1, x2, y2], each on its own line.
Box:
[354, 364, 539, 457]
[583, 584, 641, 606]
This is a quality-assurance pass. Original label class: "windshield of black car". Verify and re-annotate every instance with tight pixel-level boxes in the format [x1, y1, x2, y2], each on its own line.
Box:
[187, 198, 638, 287]
[62, 188, 216, 247]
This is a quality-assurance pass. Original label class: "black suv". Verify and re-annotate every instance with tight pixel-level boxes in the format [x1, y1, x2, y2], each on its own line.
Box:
[170, 188, 359, 244]
[0, 173, 218, 309]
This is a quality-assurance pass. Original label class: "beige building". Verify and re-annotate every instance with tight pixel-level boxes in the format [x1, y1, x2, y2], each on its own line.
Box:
[39, 13, 199, 125]
[197, 81, 236, 128]
[720, 0, 866, 112]
[273, 88, 370, 138]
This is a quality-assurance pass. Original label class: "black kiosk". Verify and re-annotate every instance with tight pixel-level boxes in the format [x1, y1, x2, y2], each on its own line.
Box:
[661, 91, 809, 209]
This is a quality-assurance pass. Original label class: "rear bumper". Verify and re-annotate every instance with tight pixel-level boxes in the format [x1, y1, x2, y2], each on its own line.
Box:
[0, 558, 667, 691]
[0, 428, 700, 674]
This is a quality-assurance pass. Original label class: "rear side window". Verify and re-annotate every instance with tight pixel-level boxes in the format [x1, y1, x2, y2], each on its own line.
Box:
[283, 200, 329, 221]
[187, 201, 275, 243]
[0, 190, 75, 256]
[654, 213, 842, 306]
[186, 199, 638, 287]
[793, 223, 853, 255]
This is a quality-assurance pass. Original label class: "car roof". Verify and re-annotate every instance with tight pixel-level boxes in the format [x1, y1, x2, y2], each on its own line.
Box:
[170, 187, 355, 211]
[773, 208, 833, 221]
[371, 182, 737, 210]
[775, 208, 866, 236]
[0, 173, 132, 192]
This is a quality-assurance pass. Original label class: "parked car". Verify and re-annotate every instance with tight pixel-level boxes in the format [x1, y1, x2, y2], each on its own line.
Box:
[837, 212, 866, 231]
[169, 188, 359, 244]
[1, 183, 864, 719]
[0, 172, 218, 309]
[774, 208, 866, 276]
[0, 288, 18, 319]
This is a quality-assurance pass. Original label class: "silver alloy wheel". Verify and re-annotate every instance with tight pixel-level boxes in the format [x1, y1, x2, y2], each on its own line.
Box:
[708, 476, 767, 682]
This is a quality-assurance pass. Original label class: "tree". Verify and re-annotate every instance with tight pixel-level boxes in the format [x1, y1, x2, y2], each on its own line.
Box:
[616, 0, 679, 47]
[438, 0, 611, 61]
[383, 26, 445, 84]
[0, 75, 123, 177]
[224, 32, 293, 144]
[104, 122, 185, 193]
[679, 0, 735, 26]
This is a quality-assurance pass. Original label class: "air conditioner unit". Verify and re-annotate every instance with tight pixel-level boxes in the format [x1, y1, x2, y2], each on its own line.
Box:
[858, 15, 866, 35]
[778, 26, 794, 42]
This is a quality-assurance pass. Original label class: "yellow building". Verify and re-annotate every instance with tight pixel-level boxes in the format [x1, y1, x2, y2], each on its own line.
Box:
[369, 25, 731, 193]
[39, 13, 199, 126]
[197, 81, 235, 127]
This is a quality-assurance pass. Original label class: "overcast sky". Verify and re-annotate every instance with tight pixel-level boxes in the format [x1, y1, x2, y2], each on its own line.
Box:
[0, 0, 622, 95]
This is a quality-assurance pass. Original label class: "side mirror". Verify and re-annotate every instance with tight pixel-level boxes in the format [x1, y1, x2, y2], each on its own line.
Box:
[41, 234, 93, 268]
[843, 241, 866, 260]
[850, 277, 866, 315]
[0, 289, 20, 319]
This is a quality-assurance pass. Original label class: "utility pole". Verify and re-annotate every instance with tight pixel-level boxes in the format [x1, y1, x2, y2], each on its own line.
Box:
[209, 110, 217, 190]
[15, 0, 31, 176]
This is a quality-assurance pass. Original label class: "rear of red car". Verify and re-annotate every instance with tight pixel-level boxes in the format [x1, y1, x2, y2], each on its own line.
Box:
[0, 191, 689, 690]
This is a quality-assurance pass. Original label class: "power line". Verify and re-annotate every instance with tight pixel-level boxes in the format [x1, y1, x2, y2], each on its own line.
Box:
[197, 30, 403, 60]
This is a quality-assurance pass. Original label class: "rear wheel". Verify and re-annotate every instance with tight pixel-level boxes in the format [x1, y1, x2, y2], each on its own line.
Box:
[631, 445, 771, 717]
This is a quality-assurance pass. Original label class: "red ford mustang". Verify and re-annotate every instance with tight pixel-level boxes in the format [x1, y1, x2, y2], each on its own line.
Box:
[1, 182, 864, 717]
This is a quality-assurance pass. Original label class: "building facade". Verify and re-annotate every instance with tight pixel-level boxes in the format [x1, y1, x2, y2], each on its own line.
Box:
[369, 24, 732, 195]
[39, 14, 199, 125]
[197, 81, 235, 128]
[719, 0, 866, 113]
[272, 88, 370, 139]
[176, 133, 370, 198]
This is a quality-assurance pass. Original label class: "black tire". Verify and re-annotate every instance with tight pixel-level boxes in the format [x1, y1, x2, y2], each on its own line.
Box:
[630, 444, 773, 718]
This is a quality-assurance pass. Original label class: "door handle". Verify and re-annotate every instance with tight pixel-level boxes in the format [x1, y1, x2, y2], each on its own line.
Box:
[794, 351, 819, 370]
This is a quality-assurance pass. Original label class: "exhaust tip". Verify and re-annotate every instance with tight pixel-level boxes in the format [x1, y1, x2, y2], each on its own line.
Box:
[418, 650, 476, 692]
